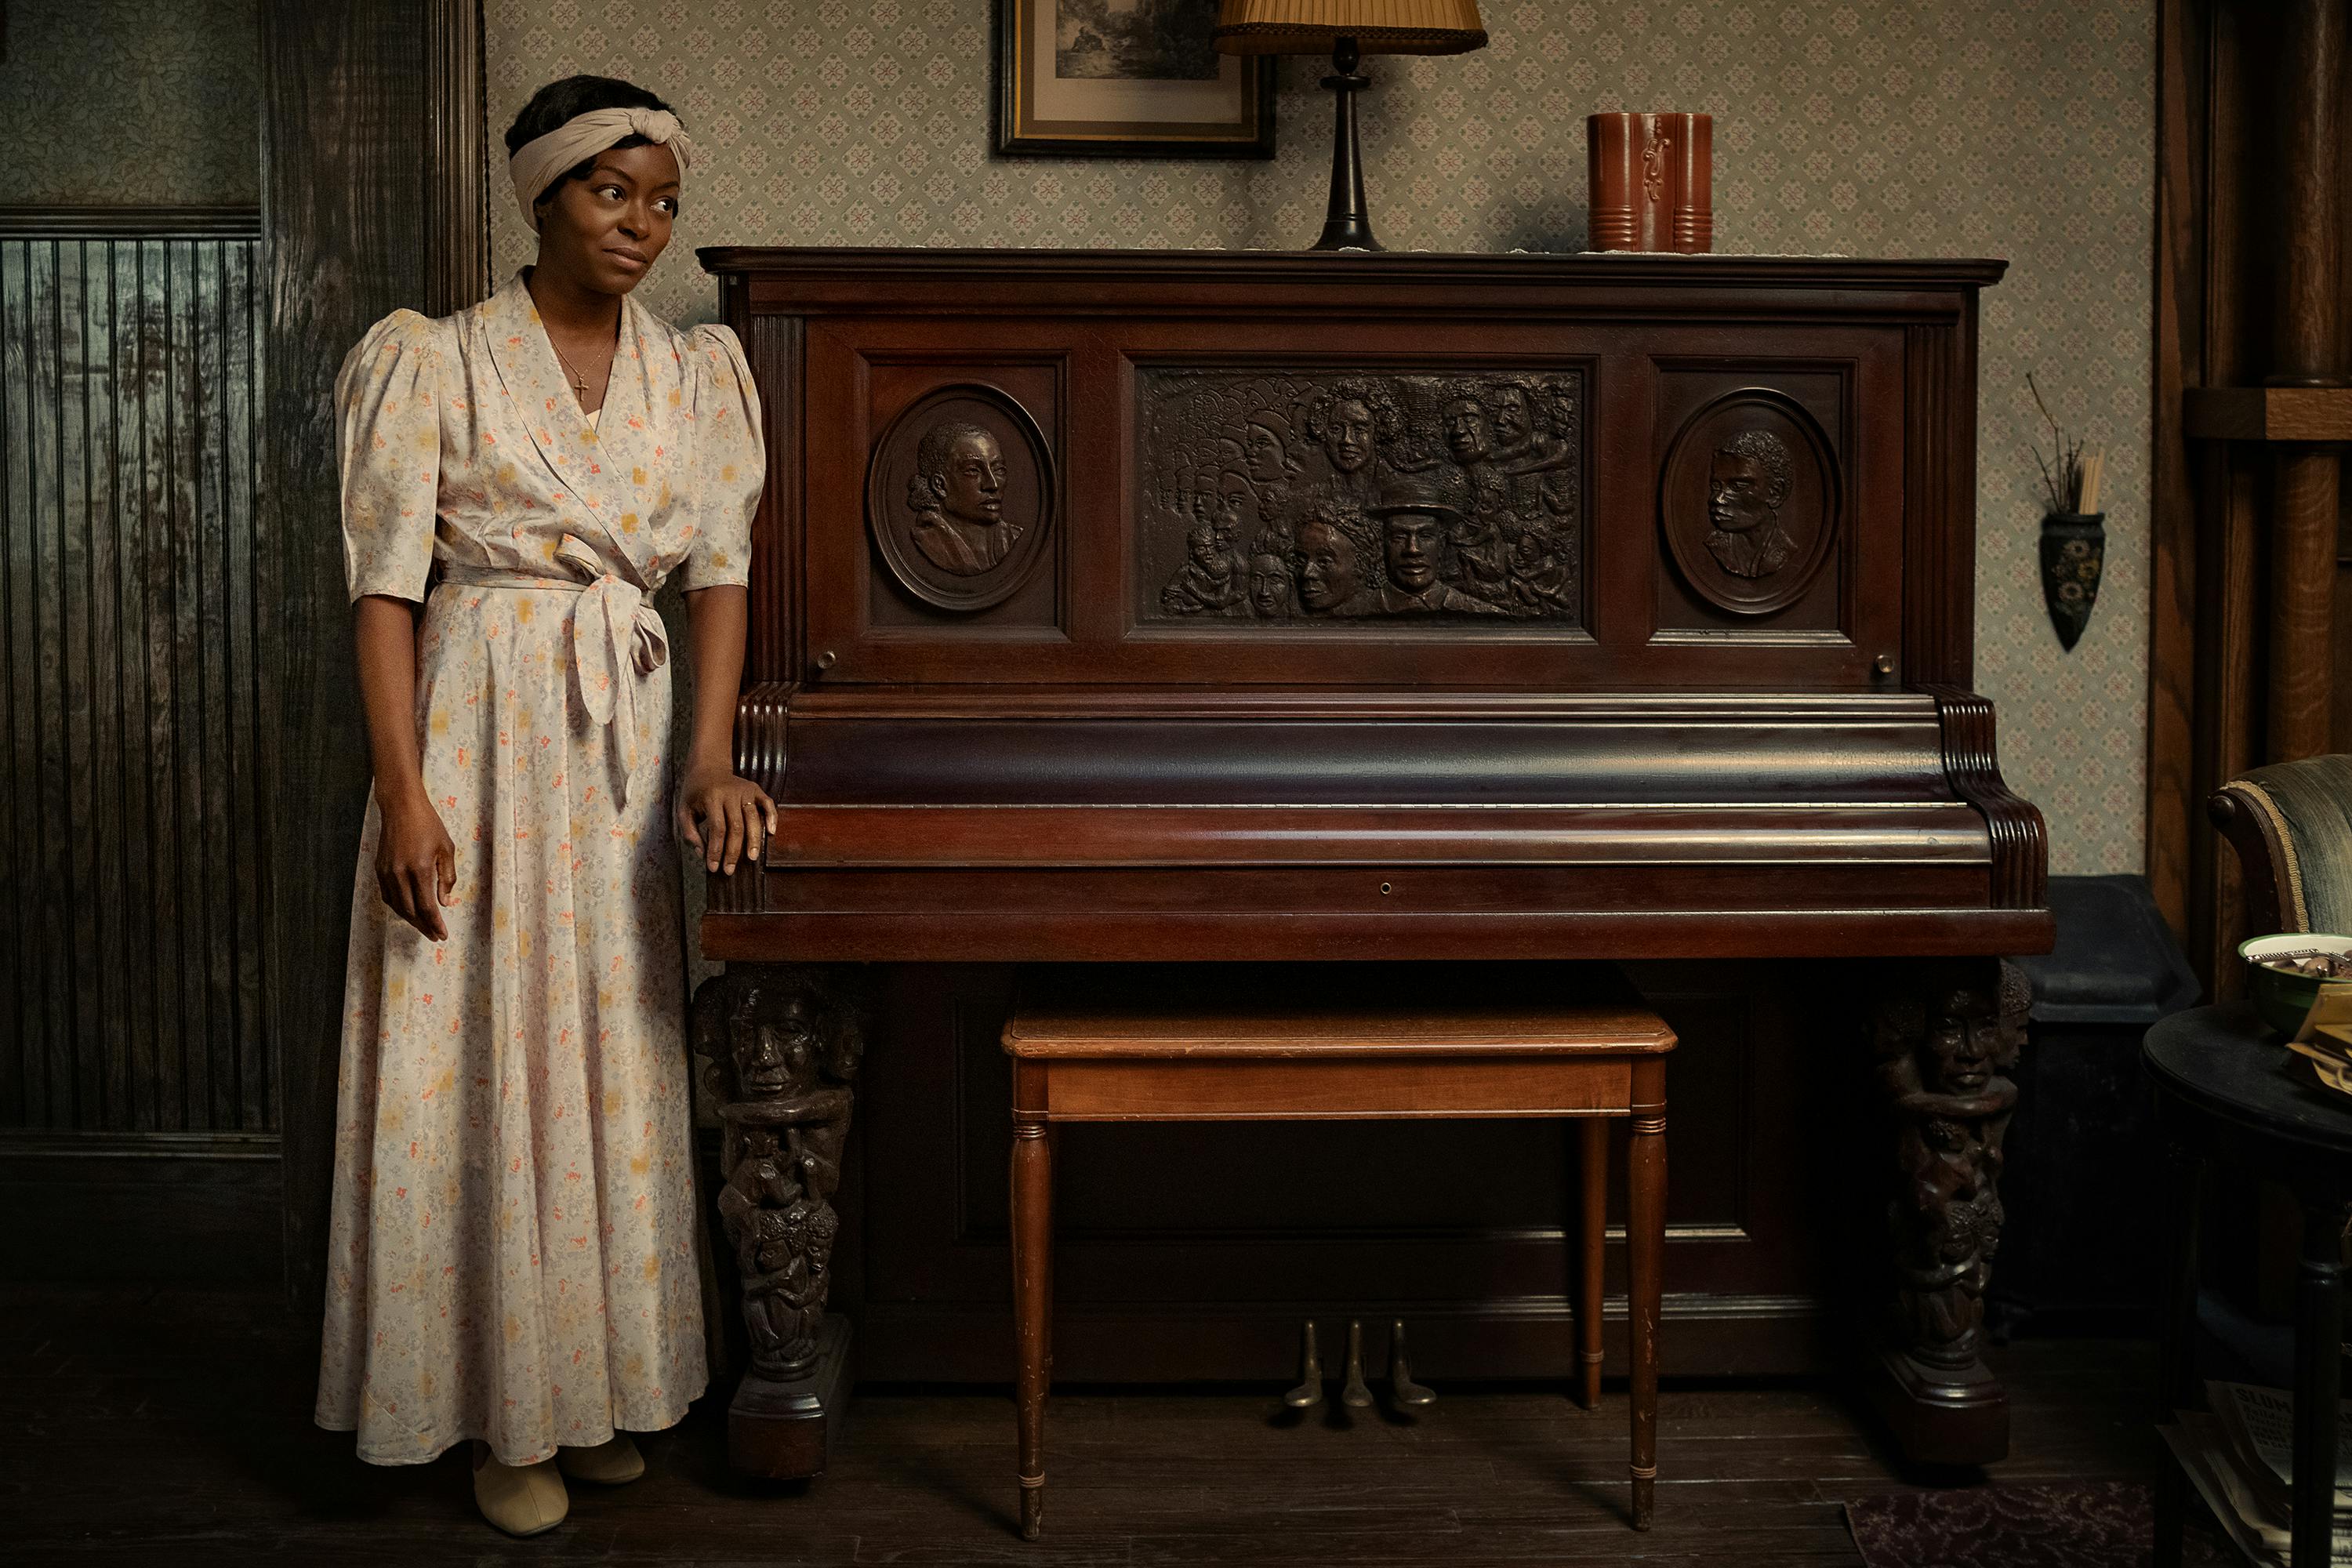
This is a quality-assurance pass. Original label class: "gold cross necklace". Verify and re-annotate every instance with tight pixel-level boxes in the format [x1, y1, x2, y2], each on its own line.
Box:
[549, 338, 600, 403]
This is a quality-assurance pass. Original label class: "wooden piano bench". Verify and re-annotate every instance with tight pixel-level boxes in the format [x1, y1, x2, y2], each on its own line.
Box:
[998, 968, 1677, 1541]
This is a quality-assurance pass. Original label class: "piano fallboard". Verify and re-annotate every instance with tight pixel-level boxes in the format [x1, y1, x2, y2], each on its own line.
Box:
[705, 687, 2051, 962]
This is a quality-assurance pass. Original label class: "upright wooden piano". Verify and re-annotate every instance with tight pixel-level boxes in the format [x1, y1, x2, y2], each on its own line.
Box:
[687, 248, 2050, 1479]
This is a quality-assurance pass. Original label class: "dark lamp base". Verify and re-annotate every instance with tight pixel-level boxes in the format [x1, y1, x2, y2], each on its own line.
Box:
[1312, 38, 1381, 252]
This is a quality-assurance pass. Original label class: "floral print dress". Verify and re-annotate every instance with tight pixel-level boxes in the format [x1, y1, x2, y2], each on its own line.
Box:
[314, 272, 764, 1467]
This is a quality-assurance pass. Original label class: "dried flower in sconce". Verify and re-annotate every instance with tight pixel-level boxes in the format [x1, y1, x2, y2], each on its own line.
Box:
[2028, 374, 2105, 652]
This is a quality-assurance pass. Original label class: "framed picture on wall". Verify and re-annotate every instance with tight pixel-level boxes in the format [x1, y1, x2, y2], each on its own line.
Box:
[994, 0, 1276, 158]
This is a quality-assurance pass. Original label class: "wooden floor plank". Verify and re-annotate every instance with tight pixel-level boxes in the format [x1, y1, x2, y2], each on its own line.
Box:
[0, 1285, 2173, 1566]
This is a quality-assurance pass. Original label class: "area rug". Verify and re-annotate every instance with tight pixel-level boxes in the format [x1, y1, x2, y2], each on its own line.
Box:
[1845, 1482, 2227, 1568]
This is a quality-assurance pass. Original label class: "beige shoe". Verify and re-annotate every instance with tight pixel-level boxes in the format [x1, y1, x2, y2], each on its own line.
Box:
[473, 1446, 569, 1537]
[557, 1433, 645, 1485]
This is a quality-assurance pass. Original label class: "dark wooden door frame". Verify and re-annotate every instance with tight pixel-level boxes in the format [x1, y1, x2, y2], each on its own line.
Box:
[426, 0, 491, 317]
[2147, 0, 2351, 988]
[262, 0, 486, 1313]
[2143, 0, 2204, 950]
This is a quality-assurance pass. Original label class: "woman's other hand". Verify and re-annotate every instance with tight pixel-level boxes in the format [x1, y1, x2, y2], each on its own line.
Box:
[680, 764, 777, 877]
[354, 593, 456, 941]
[376, 789, 458, 940]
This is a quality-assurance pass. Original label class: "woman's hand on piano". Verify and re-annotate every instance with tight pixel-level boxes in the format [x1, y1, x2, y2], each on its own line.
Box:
[678, 762, 778, 878]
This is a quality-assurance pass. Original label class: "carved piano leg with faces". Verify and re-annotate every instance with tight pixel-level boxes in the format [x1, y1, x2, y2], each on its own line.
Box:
[1862, 960, 2028, 1467]
[691, 964, 866, 1479]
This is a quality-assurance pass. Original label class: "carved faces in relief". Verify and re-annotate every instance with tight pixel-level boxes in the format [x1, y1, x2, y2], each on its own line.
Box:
[1442, 394, 1494, 463]
[1157, 462, 1256, 617]
[1216, 470, 1255, 539]
[1702, 427, 1798, 581]
[1243, 414, 1298, 484]
[1248, 535, 1292, 618]
[1322, 398, 1376, 474]
[1146, 371, 1587, 624]
[1490, 383, 1533, 452]
[1382, 510, 1444, 594]
[924, 424, 1005, 528]
[753, 1196, 837, 1283]
[907, 420, 1017, 578]
[1294, 512, 1367, 612]
[1189, 467, 1220, 527]
[1923, 989, 2000, 1095]
[1541, 386, 1578, 448]
[1707, 445, 1786, 534]
[1306, 379, 1399, 479]
[1185, 522, 1224, 573]
[731, 994, 821, 1099]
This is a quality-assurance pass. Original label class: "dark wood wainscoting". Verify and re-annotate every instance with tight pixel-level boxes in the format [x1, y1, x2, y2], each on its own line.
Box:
[839, 960, 1859, 1383]
[0, 207, 281, 1283]
[0, 207, 270, 1137]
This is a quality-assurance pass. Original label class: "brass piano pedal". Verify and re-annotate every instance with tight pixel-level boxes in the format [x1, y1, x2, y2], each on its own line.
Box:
[1341, 1319, 1374, 1409]
[1388, 1319, 1435, 1407]
[1283, 1319, 1324, 1409]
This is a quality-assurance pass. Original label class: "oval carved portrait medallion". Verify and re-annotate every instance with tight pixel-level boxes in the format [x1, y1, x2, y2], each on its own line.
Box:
[866, 383, 1054, 612]
[1658, 389, 1839, 616]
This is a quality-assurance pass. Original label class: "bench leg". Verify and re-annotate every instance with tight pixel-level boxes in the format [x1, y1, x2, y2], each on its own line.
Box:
[1012, 1110, 1054, 1540]
[1578, 1118, 1608, 1410]
[1628, 1091, 1666, 1531]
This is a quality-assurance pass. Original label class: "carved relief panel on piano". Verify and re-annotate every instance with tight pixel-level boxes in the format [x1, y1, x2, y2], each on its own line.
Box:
[782, 301, 1907, 692]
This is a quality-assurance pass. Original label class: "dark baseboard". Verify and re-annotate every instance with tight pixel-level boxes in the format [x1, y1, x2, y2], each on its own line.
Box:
[0, 1133, 284, 1287]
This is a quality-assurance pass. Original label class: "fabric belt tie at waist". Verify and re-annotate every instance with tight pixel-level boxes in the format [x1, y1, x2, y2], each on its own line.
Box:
[439, 535, 670, 805]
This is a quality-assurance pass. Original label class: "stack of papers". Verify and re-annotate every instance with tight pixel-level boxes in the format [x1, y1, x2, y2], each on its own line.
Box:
[2164, 1382, 2352, 1564]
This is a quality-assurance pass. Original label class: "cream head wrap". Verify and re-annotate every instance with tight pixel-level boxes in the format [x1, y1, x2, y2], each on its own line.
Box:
[508, 106, 697, 233]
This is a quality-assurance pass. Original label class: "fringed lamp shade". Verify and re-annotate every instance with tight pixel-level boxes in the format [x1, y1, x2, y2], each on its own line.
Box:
[1211, 0, 1488, 56]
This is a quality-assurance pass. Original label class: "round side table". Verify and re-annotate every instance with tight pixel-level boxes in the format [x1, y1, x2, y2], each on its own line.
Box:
[2146, 1001, 2352, 1568]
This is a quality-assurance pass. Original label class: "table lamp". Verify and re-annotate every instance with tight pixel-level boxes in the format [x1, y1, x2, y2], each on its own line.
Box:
[1212, 0, 1488, 252]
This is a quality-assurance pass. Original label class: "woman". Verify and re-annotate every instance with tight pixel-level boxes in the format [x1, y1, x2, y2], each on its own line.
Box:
[314, 75, 772, 1537]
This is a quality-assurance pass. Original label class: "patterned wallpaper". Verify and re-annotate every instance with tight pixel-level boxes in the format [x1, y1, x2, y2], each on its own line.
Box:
[488, 0, 2154, 875]
[1, 0, 259, 206]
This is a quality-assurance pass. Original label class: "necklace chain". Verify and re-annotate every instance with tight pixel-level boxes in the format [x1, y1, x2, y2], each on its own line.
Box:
[548, 337, 601, 401]
[527, 275, 612, 402]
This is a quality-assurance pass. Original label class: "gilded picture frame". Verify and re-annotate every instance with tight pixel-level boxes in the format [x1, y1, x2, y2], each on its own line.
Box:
[993, 0, 1276, 160]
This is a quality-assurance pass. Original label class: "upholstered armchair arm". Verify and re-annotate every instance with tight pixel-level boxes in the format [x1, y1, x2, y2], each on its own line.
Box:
[2210, 754, 2352, 936]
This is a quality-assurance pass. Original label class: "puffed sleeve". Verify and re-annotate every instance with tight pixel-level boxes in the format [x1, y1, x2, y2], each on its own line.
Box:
[676, 323, 765, 593]
[335, 309, 444, 603]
